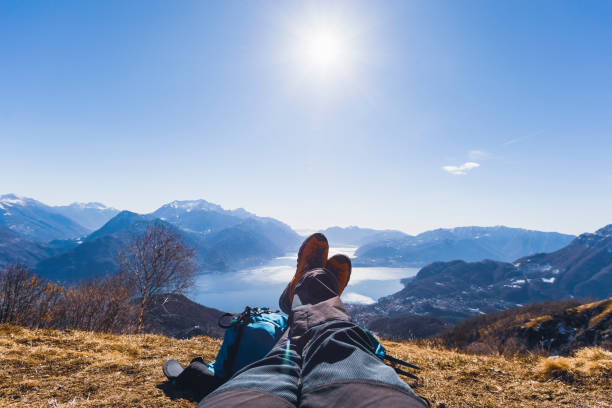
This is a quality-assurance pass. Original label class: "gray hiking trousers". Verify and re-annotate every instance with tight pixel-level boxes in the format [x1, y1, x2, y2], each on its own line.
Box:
[197, 269, 428, 408]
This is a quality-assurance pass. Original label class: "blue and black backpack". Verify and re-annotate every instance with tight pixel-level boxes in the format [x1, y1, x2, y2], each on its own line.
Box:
[209, 306, 288, 379]
[162, 306, 288, 396]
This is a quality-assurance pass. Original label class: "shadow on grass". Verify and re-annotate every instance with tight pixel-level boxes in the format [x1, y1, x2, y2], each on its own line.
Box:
[156, 381, 207, 403]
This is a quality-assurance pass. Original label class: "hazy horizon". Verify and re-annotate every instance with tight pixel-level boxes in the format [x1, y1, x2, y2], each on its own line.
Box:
[2, 1, 611, 236]
[0, 192, 594, 236]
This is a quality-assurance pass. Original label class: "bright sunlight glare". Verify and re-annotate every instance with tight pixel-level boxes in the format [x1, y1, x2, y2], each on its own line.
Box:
[289, 16, 358, 84]
[280, 7, 373, 99]
[302, 27, 346, 75]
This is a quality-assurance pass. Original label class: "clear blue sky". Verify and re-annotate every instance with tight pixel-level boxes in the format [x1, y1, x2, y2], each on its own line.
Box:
[1, 0, 611, 235]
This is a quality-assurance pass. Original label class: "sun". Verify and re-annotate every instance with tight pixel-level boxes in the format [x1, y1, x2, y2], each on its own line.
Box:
[281, 8, 368, 94]
[290, 19, 354, 82]
[301, 27, 346, 76]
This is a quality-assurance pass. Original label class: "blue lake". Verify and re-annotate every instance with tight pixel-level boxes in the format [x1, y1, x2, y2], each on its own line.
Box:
[190, 247, 419, 313]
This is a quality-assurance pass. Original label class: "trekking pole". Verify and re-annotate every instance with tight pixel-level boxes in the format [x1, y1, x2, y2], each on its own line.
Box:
[393, 367, 419, 380]
[383, 354, 421, 370]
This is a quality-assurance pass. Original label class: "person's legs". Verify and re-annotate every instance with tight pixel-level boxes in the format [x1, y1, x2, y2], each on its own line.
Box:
[197, 233, 329, 408]
[196, 331, 301, 408]
[290, 269, 428, 408]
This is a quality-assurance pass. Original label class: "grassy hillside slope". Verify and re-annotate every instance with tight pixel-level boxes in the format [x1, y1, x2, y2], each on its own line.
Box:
[0, 325, 610, 407]
[440, 298, 612, 355]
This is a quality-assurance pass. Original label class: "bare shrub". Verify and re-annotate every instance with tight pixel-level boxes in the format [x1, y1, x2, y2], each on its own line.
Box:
[500, 336, 527, 355]
[3, 227, 196, 335]
[0, 264, 63, 328]
[52, 273, 136, 333]
[0, 264, 136, 333]
[118, 223, 196, 332]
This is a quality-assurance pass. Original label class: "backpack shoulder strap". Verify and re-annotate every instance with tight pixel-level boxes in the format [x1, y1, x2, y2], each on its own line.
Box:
[219, 306, 254, 375]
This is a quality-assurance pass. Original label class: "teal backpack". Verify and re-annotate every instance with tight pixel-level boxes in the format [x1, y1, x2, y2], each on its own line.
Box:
[162, 306, 288, 397]
[209, 306, 288, 380]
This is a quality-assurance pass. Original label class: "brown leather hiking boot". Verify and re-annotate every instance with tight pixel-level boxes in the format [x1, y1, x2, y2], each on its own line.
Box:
[326, 254, 352, 296]
[279, 233, 329, 314]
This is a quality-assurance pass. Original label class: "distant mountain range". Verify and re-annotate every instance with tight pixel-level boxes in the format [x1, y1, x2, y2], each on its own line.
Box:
[354, 226, 575, 266]
[350, 225, 612, 325]
[35, 204, 301, 282]
[0, 193, 602, 305]
[0, 195, 301, 282]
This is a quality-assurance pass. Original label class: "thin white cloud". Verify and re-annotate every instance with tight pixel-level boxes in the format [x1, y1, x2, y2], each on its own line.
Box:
[503, 137, 523, 146]
[468, 150, 489, 160]
[503, 132, 539, 146]
[442, 162, 480, 175]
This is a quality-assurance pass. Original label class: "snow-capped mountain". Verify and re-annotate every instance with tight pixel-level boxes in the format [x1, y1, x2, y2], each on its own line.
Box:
[0, 194, 89, 242]
[52, 202, 120, 230]
[152, 199, 253, 230]
[149, 199, 299, 251]
[150, 199, 301, 264]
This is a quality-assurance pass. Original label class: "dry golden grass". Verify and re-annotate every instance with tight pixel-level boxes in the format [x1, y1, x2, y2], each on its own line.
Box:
[0, 324, 221, 407]
[535, 348, 612, 382]
[394, 340, 611, 407]
[0, 324, 610, 407]
[522, 314, 553, 329]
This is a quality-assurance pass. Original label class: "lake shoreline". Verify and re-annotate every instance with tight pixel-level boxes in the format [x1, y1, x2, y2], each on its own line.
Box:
[190, 247, 420, 313]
